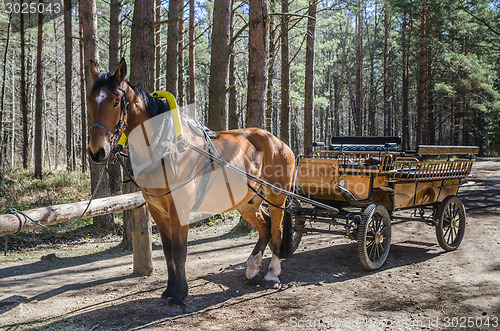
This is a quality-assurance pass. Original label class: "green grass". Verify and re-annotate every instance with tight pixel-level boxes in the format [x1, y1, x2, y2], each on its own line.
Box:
[0, 169, 116, 252]
[1, 169, 91, 211]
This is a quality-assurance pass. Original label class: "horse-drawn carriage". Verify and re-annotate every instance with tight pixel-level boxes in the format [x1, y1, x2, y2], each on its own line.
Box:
[86, 59, 479, 306]
[281, 136, 478, 270]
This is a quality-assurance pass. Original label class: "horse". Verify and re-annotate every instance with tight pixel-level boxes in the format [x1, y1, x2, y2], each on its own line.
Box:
[87, 58, 296, 307]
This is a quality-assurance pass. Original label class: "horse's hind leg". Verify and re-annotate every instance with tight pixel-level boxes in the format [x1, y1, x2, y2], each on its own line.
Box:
[238, 199, 270, 282]
[263, 192, 288, 286]
[265, 204, 285, 285]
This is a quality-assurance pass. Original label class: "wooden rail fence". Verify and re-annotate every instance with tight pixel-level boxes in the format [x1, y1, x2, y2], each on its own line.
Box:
[0, 192, 154, 276]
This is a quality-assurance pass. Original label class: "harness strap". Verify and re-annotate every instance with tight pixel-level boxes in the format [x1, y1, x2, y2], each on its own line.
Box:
[89, 123, 114, 137]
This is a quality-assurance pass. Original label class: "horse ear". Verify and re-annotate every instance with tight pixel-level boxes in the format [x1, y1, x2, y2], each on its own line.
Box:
[114, 58, 127, 84]
[90, 60, 100, 82]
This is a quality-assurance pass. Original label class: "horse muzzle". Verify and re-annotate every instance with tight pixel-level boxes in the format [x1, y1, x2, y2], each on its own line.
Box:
[88, 146, 109, 165]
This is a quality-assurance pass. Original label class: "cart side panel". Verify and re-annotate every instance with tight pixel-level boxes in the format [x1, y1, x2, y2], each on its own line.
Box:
[392, 179, 461, 209]
[296, 158, 341, 200]
[296, 158, 376, 201]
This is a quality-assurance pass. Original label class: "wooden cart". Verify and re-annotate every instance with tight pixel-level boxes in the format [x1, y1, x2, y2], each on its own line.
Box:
[281, 137, 479, 270]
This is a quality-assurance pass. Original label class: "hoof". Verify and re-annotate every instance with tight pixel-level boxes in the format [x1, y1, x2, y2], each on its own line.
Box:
[161, 287, 175, 299]
[168, 295, 187, 308]
[264, 279, 281, 289]
[246, 273, 261, 286]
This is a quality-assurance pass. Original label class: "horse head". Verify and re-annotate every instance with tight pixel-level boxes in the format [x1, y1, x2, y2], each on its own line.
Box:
[87, 58, 128, 164]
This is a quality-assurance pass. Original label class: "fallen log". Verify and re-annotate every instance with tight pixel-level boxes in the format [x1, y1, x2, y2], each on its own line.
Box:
[0, 192, 146, 236]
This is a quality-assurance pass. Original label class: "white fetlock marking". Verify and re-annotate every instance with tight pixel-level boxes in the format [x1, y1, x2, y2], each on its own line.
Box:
[264, 254, 281, 283]
[246, 251, 263, 279]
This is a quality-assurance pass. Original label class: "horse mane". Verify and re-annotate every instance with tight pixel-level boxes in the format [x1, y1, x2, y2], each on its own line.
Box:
[91, 72, 170, 118]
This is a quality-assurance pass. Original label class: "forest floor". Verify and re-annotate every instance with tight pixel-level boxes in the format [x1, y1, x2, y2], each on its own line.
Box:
[0, 158, 499, 330]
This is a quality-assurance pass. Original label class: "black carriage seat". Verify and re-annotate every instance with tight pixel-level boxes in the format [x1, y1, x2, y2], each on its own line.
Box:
[329, 136, 401, 152]
[329, 144, 398, 152]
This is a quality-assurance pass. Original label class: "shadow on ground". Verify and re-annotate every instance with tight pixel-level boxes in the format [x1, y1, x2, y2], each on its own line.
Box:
[8, 241, 444, 330]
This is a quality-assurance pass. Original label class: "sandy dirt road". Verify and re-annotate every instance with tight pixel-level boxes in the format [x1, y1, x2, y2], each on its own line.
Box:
[0, 158, 499, 330]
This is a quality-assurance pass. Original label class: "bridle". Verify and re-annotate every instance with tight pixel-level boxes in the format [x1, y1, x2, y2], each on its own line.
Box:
[89, 83, 129, 153]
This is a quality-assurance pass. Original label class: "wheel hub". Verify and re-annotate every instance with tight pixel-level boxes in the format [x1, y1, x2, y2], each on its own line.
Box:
[374, 231, 383, 245]
[450, 218, 457, 229]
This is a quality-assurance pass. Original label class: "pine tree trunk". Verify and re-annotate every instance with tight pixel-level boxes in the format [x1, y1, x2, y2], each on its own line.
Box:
[427, 48, 435, 144]
[246, 0, 268, 128]
[108, 0, 123, 195]
[383, 0, 390, 136]
[155, 0, 161, 90]
[416, 2, 427, 145]
[178, 7, 185, 107]
[20, 11, 29, 170]
[188, 0, 196, 104]
[34, 5, 44, 178]
[280, 0, 290, 144]
[64, 0, 73, 171]
[228, 0, 238, 129]
[0, 15, 10, 195]
[401, 11, 410, 149]
[355, 0, 364, 136]
[166, 0, 180, 97]
[78, 7, 87, 173]
[207, 0, 231, 131]
[462, 35, 469, 145]
[81, 0, 114, 228]
[303, 1, 316, 154]
[265, 11, 276, 133]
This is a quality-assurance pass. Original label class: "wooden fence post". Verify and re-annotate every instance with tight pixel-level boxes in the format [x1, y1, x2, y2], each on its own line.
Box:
[131, 205, 153, 276]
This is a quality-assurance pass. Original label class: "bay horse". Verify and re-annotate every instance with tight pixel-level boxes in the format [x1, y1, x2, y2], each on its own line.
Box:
[87, 58, 295, 307]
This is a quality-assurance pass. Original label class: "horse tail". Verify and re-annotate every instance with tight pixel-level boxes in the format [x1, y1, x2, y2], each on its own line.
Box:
[278, 207, 294, 259]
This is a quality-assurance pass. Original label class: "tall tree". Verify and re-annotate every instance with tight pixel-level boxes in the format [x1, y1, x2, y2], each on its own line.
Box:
[188, 0, 196, 105]
[416, 1, 427, 144]
[227, 0, 238, 129]
[0, 14, 11, 194]
[280, 0, 290, 144]
[208, 0, 231, 131]
[81, 0, 114, 227]
[354, 0, 364, 136]
[383, 0, 390, 136]
[246, 0, 268, 128]
[178, 5, 185, 106]
[303, 1, 317, 153]
[79, 3, 87, 172]
[155, 0, 161, 90]
[34, 1, 44, 178]
[109, 0, 122, 70]
[108, 0, 123, 194]
[401, 10, 410, 149]
[64, 0, 73, 171]
[20, 9, 29, 170]
[166, 0, 181, 97]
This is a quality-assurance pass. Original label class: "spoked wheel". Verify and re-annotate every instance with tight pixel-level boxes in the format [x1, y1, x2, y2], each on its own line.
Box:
[357, 203, 392, 271]
[435, 196, 466, 251]
[268, 198, 304, 258]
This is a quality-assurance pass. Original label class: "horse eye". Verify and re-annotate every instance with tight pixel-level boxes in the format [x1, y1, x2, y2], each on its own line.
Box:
[113, 100, 120, 107]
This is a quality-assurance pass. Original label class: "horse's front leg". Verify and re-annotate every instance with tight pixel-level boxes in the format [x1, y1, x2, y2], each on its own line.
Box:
[159, 232, 176, 299]
[168, 223, 189, 306]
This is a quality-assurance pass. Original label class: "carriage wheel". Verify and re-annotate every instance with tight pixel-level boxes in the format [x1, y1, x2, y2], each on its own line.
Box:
[357, 203, 392, 271]
[435, 196, 466, 251]
[268, 198, 304, 258]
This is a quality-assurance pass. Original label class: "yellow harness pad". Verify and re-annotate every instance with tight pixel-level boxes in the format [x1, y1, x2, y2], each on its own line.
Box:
[151, 91, 183, 139]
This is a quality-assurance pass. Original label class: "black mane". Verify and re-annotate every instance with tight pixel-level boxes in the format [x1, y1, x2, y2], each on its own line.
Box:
[91, 72, 170, 118]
